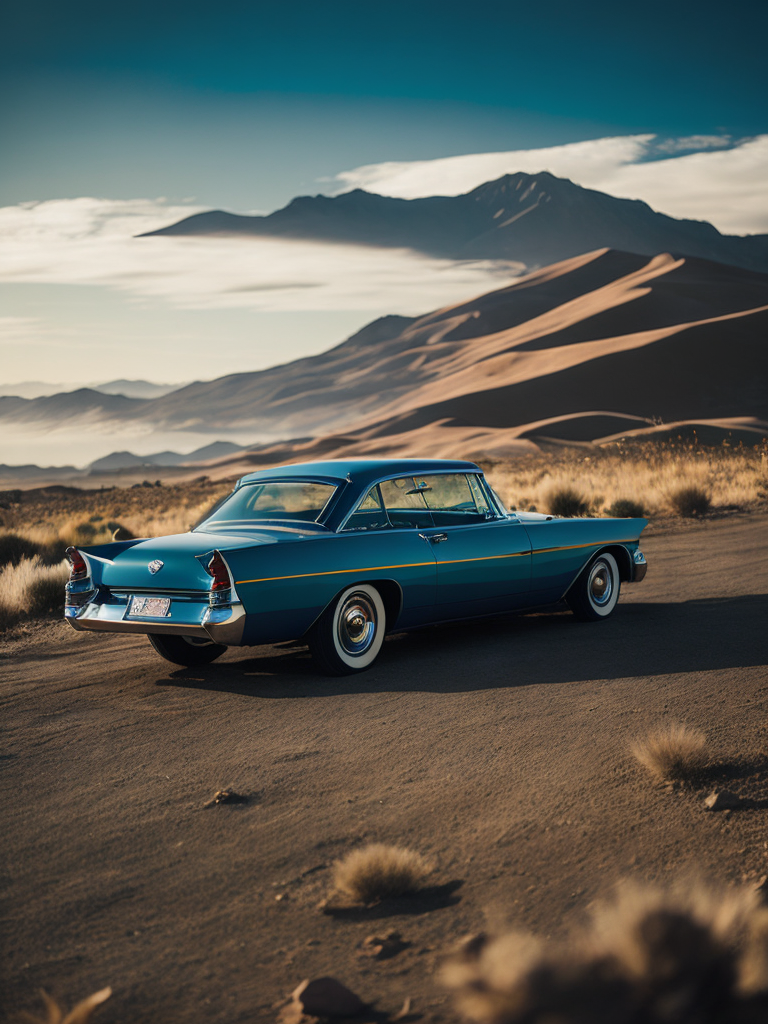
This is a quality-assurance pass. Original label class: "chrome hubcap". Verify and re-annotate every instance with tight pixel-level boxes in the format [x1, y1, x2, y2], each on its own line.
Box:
[338, 594, 377, 656]
[589, 560, 613, 606]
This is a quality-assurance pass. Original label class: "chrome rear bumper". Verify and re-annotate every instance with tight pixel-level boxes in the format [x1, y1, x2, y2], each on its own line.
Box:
[66, 591, 246, 645]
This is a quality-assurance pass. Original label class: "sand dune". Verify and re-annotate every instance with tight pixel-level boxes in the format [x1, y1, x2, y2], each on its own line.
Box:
[131, 249, 768, 437]
[2, 249, 767, 481]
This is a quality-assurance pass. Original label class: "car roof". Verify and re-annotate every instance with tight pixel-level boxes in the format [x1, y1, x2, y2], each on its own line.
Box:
[238, 458, 482, 490]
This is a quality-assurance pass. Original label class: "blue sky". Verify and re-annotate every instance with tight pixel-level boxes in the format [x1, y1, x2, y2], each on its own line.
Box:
[1, 0, 766, 407]
[3, 0, 766, 210]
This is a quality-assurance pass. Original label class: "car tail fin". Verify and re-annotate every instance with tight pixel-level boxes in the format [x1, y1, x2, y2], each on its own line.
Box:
[65, 546, 89, 582]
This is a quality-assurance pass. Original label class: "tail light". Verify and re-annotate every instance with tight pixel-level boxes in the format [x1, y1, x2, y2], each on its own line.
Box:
[66, 546, 89, 582]
[205, 550, 231, 600]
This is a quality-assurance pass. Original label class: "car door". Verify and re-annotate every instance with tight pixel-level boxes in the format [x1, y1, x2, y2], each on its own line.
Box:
[403, 473, 532, 618]
[339, 481, 438, 629]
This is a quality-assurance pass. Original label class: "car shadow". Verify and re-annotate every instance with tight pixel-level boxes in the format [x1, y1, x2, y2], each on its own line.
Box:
[154, 593, 768, 697]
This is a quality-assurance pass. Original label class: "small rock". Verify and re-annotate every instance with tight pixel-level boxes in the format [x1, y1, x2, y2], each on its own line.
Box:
[204, 789, 248, 808]
[704, 790, 743, 811]
[292, 977, 366, 1018]
[358, 931, 408, 960]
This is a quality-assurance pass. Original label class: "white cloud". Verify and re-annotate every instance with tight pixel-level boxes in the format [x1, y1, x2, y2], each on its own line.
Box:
[0, 197, 522, 314]
[334, 135, 654, 202]
[333, 135, 768, 235]
[612, 137, 768, 234]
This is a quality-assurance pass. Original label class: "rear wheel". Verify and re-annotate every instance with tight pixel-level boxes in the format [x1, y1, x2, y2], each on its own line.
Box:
[308, 584, 386, 675]
[148, 633, 226, 667]
[567, 552, 621, 621]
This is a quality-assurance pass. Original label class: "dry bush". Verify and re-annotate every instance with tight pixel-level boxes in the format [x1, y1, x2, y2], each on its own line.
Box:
[20, 986, 111, 1024]
[631, 723, 708, 782]
[0, 557, 69, 629]
[443, 882, 768, 1024]
[57, 518, 118, 548]
[668, 484, 712, 517]
[0, 530, 40, 566]
[332, 843, 433, 904]
[545, 486, 591, 517]
[606, 498, 646, 518]
[485, 440, 768, 519]
[121, 498, 221, 538]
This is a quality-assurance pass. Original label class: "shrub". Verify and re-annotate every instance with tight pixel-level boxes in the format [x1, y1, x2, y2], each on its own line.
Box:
[21, 986, 111, 1024]
[0, 531, 40, 567]
[0, 557, 69, 629]
[545, 486, 590, 517]
[332, 843, 433, 904]
[631, 723, 708, 782]
[443, 882, 768, 1024]
[607, 498, 646, 518]
[73, 522, 97, 541]
[669, 484, 712, 517]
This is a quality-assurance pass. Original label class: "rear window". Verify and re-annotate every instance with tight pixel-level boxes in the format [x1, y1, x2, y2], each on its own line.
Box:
[196, 480, 337, 528]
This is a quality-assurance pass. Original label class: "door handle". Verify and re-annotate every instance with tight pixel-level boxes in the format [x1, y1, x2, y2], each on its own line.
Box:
[419, 533, 448, 543]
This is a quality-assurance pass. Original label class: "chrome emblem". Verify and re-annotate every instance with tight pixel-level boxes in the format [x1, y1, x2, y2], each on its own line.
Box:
[148, 559, 164, 574]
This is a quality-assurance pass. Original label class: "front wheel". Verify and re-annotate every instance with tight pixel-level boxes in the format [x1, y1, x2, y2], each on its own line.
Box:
[148, 633, 227, 667]
[308, 584, 386, 675]
[566, 552, 621, 621]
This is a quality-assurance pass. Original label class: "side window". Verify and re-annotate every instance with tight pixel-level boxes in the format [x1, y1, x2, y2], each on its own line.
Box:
[418, 474, 490, 526]
[343, 485, 390, 532]
[468, 475, 491, 515]
[379, 477, 435, 529]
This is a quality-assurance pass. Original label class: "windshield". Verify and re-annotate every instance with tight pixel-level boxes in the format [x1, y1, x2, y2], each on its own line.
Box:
[195, 480, 337, 529]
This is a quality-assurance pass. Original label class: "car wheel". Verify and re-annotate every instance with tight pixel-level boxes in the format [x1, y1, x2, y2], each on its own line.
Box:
[566, 552, 621, 621]
[148, 633, 227, 667]
[308, 584, 386, 675]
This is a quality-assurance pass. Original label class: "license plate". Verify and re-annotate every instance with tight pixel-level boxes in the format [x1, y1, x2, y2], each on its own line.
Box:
[129, 596, 171, 618]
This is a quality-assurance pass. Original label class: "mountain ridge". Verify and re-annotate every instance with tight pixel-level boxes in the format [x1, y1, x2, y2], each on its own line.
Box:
[140, 171, 768, 274]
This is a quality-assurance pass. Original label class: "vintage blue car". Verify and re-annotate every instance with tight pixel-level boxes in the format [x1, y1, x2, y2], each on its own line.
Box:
[65, 458, 648, 674]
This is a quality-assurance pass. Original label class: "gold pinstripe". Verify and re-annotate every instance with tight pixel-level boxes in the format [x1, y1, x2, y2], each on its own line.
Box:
[234, 538, 636, 586]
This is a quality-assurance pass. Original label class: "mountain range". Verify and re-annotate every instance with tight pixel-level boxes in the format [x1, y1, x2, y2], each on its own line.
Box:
[2, 246, 767, 482]
[142, 172, 768, 274]
[0, 379, 183, 401]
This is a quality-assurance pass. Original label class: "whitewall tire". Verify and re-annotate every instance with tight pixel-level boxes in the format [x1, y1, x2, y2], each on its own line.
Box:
[567, 552, 621, 621]
[308, 584, 386, 674]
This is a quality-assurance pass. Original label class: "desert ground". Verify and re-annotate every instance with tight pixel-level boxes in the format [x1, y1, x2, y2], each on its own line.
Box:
[2, 511, 767, 1023]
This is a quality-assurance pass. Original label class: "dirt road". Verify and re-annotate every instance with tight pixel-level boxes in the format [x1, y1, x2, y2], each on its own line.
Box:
[2, 515, 767, 1023]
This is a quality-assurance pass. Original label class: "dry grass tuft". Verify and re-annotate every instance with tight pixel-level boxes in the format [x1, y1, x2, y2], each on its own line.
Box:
[443, 881, 768, 1023]
[485, 439, 768, 519]
[20, 986, 111, 1024]
[332, 843, 433, 904]
[606, 497, 646, 518]
[544, 485, 591, 517]
[669, 484, 712, 517]
[0, 557, 69, 629]
[631, 723, 709, 782]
